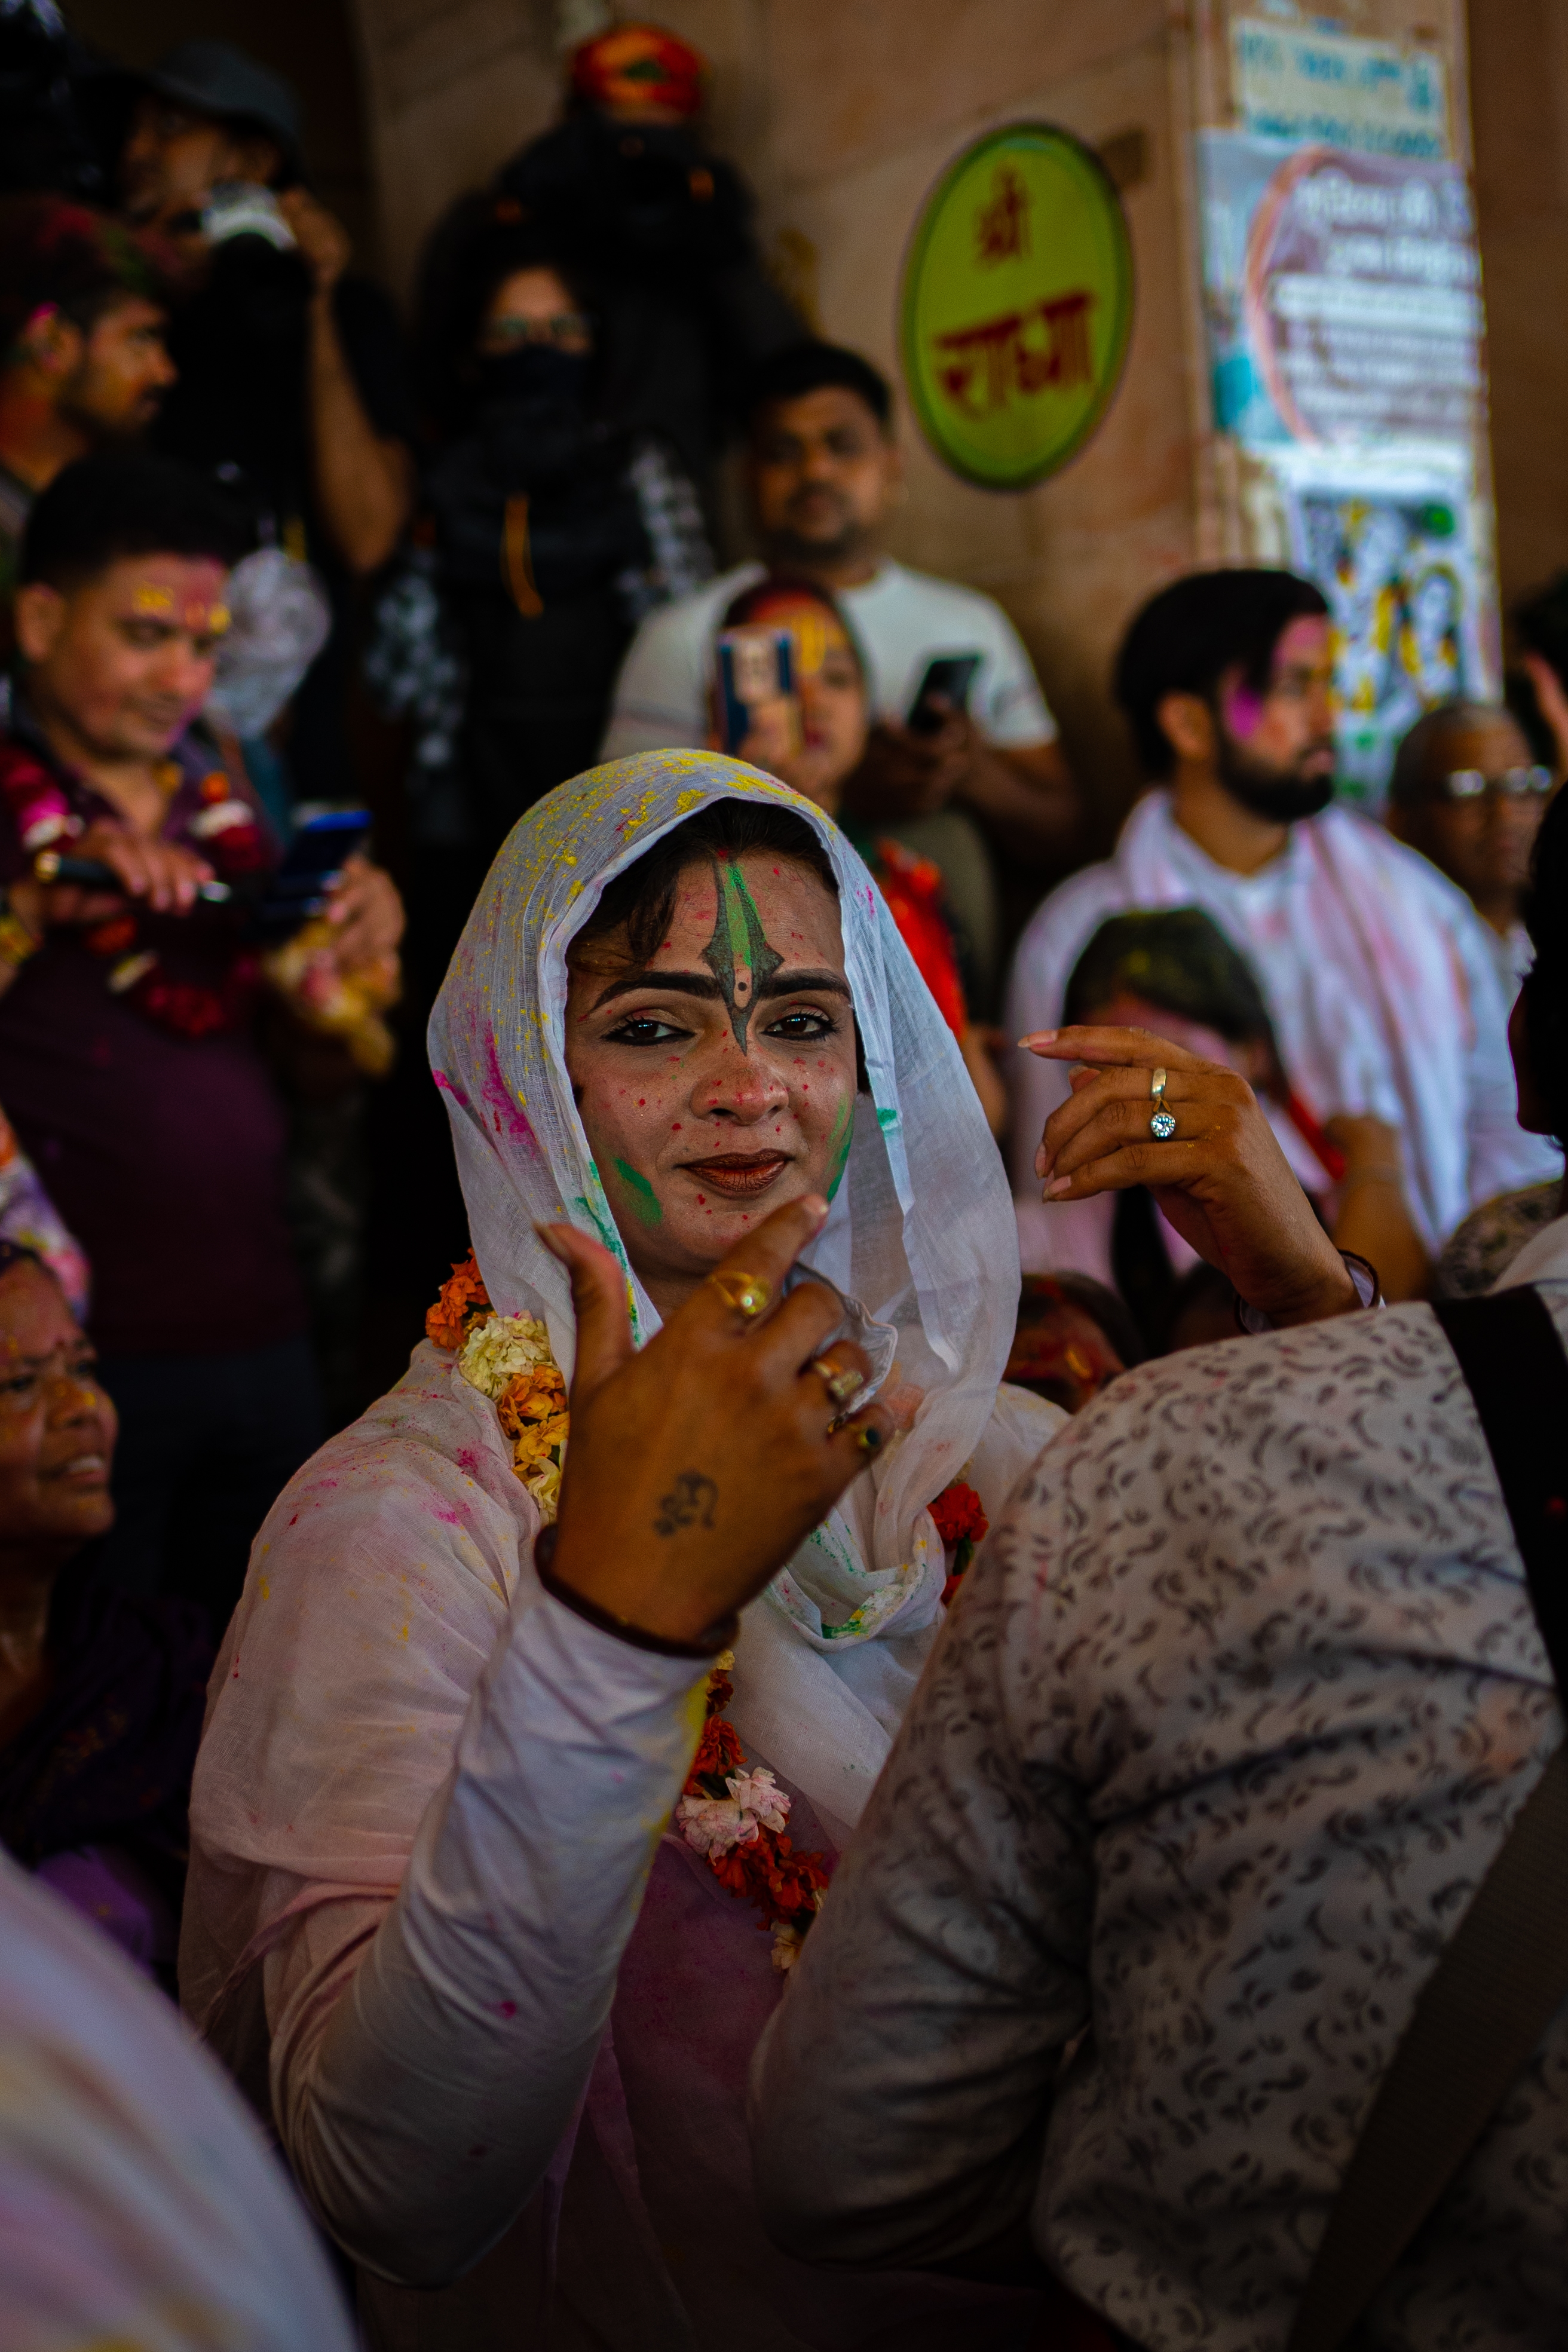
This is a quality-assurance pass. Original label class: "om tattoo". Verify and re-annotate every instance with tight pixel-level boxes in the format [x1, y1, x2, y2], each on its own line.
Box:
[653, 1469, 719, 1538]
[701, 857, 783, 1052]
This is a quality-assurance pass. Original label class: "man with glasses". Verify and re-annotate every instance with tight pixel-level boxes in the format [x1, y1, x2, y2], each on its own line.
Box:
[1388, 699, 1555, 1000]
[1006, 571, 1560, 1283]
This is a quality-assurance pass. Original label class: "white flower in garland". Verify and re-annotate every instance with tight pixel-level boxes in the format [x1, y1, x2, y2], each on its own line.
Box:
[457, 1310, 553, 1399]
[676, 1768, 792, 1857]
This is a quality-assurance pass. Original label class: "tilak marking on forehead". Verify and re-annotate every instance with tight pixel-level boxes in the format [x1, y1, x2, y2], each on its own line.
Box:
[700, 856, 782, 1052]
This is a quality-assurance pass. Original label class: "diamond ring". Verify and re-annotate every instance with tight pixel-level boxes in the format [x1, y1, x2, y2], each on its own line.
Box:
[1149, 1067, 1177, 1141]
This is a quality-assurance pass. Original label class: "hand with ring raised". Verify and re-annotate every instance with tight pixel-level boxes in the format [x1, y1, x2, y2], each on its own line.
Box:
[1020, 1023, 1362, 1330]
[536, 1198, 912, 1649]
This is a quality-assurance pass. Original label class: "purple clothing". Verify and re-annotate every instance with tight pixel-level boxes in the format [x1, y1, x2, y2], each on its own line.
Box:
[0, 721, 306, 1355]
[34, 1843, 177, 1979]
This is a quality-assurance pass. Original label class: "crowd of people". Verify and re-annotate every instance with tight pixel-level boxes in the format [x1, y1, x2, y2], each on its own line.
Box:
[0, 9, 1566, 2351]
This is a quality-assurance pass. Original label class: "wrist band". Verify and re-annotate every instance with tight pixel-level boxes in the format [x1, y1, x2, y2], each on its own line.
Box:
[533, 1523, 738, 1660]
[1235, 1249, 1383, 1337]
[0, 902, 40, 969]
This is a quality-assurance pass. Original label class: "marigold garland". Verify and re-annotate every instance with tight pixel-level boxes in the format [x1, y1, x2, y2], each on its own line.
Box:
[677, 1654, 831, 1971]
[425, 1251, 568, 1520]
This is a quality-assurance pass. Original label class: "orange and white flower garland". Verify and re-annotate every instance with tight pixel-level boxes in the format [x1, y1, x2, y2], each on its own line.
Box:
[426, 1254, 568, 1520]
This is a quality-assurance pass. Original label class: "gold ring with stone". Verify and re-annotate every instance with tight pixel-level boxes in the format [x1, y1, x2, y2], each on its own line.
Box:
[707, 1268, 772, 1318]
[812, 1356, 865, 1408]
[1149, 1066, 1177, 1142]
[855, 1423, 884, 1456]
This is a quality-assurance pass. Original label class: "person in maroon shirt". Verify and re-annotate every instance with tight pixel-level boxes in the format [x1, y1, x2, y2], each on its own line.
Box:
[0, 451, 403, 1635]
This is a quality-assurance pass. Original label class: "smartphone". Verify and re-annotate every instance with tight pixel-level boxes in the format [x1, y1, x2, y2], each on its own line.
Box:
[907, 653, 982, 735]
[716, 628, 795, 755]
[259, 806, 370, 931]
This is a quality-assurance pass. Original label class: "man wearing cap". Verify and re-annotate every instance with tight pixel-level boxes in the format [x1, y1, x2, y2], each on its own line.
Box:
[117, 41, 415, 802]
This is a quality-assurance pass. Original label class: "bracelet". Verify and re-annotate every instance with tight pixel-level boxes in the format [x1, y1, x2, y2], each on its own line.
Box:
[533, 1524, 739, 1660]
[1235, 1249, 1384, 1337]
[1337, 1166, 1402, 1193]
[0, 901, 41, 970]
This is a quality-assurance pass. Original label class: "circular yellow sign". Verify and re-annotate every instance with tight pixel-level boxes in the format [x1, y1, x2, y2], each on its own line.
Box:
[899, 124, 1134, 491]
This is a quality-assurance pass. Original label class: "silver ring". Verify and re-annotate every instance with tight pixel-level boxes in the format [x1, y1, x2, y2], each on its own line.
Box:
[1149, 1067, 1177, 1141]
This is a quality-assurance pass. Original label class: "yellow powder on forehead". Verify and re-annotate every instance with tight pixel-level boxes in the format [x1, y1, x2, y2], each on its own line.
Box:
[131, 584, 174, 614]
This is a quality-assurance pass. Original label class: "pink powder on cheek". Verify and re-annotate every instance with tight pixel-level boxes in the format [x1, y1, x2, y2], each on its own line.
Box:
[1221, 680, 1266, 740]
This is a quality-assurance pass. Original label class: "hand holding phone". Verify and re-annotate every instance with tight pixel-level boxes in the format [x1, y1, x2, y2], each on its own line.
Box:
[906, 653, 982, 736]
[716, 629, 801, 760]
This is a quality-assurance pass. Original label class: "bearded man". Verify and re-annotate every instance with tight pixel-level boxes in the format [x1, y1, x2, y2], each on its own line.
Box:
[1005, 569, 1559, 1270]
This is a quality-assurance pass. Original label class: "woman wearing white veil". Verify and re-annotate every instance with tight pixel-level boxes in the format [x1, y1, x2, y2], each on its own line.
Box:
[179, 750, 1065, 2349]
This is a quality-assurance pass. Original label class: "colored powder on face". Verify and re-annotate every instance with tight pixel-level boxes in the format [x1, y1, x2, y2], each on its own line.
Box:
[612, 1158, 663, 1226]
[700, 856, 783, 1051]
[825, 1095, 854, 1200]
[1222, 680, 1265, 740]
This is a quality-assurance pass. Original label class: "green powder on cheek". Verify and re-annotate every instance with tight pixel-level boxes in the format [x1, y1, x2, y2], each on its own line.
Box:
[825, 1097, 854, 1200]
[612, 1159, 663, 1227]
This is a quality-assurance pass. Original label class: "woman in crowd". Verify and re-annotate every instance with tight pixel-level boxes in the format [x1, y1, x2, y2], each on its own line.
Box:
[376, 199, 714, 872]
[712, 571, 1007, 1133]
[1021, 905, 1429, 1343]
[181, 751, 1085, 2350]
[0, 1240, 209, 1987]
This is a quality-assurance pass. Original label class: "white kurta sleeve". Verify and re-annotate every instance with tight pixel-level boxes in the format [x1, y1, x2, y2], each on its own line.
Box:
[267, 1585, 707, 2288]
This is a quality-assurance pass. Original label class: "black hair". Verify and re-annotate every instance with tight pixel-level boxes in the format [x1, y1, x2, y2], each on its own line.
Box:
[1520, 783, 1568, 1149]
[0, 192, 166, 355]
[1387, 699, 1523, 810]
[742, 341, 893, 437]
[1064, 908, 1278, 1054]
[1113, 568, 1330, 779]
[1514, 571, 1568, 688]
[20, 449, 250, 592]
[573, 797, 838, 970]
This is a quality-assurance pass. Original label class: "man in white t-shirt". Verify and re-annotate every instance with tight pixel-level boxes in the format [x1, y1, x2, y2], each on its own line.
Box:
[601, 342, 1075, 1003]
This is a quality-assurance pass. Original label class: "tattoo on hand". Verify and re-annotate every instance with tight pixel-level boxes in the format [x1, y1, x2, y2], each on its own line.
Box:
[653, 1471, 718, 1538]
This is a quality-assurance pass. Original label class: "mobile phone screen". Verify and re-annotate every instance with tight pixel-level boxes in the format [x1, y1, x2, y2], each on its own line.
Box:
[908, 653, 982, 734]
[716, 629, 796, 754]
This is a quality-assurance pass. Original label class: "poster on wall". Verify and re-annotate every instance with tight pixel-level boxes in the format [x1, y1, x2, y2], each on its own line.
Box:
[1196, 13, 1491, 808]
[1270, 450, 1488, 810]
[1198, 133, 1483, 449]
[898, 123, 1133, 491]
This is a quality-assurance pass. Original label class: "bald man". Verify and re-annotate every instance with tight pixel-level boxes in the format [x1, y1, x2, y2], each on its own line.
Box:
[1388, 700, 1557, 999]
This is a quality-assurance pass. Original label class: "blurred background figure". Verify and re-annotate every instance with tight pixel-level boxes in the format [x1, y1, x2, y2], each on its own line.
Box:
[1002, 1270, 1137, 1413]
[606, 340, 1076, 1011]
[1031, 908, 1428, 1348]
[1388, 699, 1555, 1000]
[1511, 569, 1568, 783]
[120, 39, 415, 813]
[0, 1241, 209, 1988]
[0, 191, 173, 639]
[0, 452, 403, 1637]
[376, 198, 712, 888]
[1008, 569, 1554, 1284]
[494, 19, 803, 506]
[710, 569, 1007, 1133]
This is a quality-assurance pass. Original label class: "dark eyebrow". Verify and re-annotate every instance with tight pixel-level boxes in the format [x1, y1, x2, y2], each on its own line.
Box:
[591, 966, 851, 1012]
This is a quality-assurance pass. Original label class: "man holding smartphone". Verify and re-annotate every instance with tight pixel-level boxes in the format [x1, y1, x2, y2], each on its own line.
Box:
[0, 452, 404, 1639]
[601, 342, 1076, 1007]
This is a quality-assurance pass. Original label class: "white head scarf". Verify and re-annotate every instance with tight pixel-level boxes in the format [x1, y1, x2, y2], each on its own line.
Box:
[430, 750, 1048, 1830]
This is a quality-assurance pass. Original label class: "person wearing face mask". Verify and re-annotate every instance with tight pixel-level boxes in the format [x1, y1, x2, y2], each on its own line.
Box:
[386, 201, 713, 873]
[1006, 569, 1560, 1276]
[0, 1239, 210, 1988]
[492, 23, 804, 500]
[180, 751, 1105, 2350]
[713, 572, 1007, 1133]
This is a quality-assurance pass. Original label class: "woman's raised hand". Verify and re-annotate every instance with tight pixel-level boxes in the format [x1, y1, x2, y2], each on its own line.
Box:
[1023, 1024, 1361, 1328]
[539, 1196, 906, 1646]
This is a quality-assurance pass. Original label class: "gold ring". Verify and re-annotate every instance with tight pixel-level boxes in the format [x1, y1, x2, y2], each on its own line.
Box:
[707, 1269, 772, 1318]
[811, 1356, 865, 1408]
[855, 1423, 883, 1456]
[1149, 1066, 1176, 1142]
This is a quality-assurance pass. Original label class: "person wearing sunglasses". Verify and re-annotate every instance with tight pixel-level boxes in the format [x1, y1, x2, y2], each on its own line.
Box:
[1388, 698, 1557, 1001]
